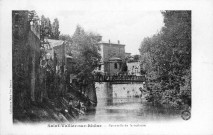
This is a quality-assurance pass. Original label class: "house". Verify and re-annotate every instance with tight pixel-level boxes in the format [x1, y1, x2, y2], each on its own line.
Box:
[42, 39, 74, 73]
[95, 37, 126, 75]
[125, 52, 131, 58]
[12, 10, 41, 106]
[127, 61, 141, 76]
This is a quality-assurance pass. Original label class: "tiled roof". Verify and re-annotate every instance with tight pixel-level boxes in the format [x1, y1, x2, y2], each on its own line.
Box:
[109, 57, 122, 61]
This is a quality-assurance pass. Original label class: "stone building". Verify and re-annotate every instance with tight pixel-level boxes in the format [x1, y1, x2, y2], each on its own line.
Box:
[96, 38, 126, 75]
[43, 39, 65, 71]
[42, 39, 75, 96]
[127, 61, 141, 76]
[42, 39, 74, 73]
[12, 11, 41, 109]
[125, 52, 131, 58]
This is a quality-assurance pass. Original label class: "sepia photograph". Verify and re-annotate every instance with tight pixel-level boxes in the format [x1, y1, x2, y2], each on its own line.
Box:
[1, 0, 213, 134]
[12, 10, 191, 123]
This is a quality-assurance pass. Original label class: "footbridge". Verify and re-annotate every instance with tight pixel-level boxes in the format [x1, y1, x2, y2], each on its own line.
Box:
[93, 75, 146, 83]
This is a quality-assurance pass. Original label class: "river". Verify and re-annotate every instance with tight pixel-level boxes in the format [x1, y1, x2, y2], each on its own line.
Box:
[78, 97, 182, 122]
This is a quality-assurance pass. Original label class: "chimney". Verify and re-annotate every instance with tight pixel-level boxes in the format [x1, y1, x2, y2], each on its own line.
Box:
[118, 40, 120, 44]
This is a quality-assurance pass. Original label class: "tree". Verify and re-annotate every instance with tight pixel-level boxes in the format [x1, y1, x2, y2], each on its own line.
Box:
[160, 11, 191, 92]
[59, 34, 72, 42]
[40, 16, 61, 40]
[40, 15, 52, 40]
[69, 25, 101, 82]
[133, 55, 140, 61]
[139, 11, 191, 107]
[51, 18, 60, 39]
[28, 10, 39, 23]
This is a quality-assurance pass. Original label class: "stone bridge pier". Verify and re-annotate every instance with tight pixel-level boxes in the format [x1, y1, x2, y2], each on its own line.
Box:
[104, 82, 113, 99]
[96, 82, 113, 99]
[95, 82, 113, 106]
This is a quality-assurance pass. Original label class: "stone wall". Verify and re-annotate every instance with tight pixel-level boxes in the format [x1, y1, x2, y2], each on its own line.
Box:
[96, 82, 114, 100]
[95, 83, 145, 99]
[95, 83, 147, 106]
[53, 44, 65, 64]
[13, 11, 31, 109]
[112, 84, 144, 98]
[28, 30, 41, 101]
[84, 83, 97, 105]
[12, 11, 41, 109]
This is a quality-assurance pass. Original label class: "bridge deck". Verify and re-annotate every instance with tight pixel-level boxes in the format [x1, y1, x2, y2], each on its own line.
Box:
[94, 75, 146, 83]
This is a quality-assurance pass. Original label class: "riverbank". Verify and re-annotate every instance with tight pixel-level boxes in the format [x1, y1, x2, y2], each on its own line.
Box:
[13, 98, 75, 123]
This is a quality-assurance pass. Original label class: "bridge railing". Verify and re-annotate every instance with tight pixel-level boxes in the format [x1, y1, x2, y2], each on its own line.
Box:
[94, 75, 146, 82]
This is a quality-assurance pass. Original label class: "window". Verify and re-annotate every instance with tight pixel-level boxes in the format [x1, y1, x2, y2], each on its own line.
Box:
[114, 63, 117, 69]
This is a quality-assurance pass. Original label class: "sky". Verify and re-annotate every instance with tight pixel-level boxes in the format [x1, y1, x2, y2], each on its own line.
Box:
[37, 10, 164, 55]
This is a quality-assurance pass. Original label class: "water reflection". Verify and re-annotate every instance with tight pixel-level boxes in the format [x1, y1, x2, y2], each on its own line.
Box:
[79, 97, 182, 122]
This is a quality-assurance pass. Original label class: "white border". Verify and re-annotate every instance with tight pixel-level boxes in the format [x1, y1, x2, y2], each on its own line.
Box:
[1, 0, 213, 134]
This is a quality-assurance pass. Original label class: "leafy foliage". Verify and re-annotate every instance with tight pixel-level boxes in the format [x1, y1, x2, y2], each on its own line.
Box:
[51, 18, 60, 39]
[66, 25, 101, 82]
[139, 11, 191, 107]
[59, 34, 72, 42]
[40, 15, 52, 40]
[40, 15, 60, 40]
[133, 55, 140, 61]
